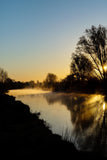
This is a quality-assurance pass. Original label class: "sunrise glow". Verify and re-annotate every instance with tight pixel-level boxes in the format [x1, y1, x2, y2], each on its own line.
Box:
[0, 0, 107, 82]
[103, 65, 107, 71]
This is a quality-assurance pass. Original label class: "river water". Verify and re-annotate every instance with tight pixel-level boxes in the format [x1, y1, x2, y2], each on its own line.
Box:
[8, 88, 107, 156]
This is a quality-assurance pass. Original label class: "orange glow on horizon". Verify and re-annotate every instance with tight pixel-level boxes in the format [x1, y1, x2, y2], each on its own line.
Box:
[9, 70, 69, 82]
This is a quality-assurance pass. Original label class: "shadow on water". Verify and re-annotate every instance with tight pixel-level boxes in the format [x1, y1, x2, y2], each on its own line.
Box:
[43, 92, 107, 156]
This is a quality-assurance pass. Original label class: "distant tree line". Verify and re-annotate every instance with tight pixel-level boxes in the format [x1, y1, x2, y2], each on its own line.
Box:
[0, 68, 38, 94]
[1, 25, 107, 94]
[0, 68, 58, 94]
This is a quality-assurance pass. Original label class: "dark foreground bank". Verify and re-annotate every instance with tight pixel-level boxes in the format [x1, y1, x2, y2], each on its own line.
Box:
[0, 94, 106, 159]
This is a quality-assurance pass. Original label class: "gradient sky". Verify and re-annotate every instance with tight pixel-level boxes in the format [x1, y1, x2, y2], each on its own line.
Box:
[0, 0, 107, 82]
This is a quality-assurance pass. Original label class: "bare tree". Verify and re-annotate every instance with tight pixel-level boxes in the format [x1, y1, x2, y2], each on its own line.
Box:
[71, 53, 93, 80]
[0, 68, 8, 83]
[71, 25, 107, 80]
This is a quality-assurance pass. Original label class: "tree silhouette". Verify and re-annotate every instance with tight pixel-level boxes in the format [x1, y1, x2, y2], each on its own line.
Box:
[0, 68, 8, 93]
[43, 73, 57, 88]
[71, 53, 93, 80]
[0, 68, 8, 83]
[71, 25, 107, 81]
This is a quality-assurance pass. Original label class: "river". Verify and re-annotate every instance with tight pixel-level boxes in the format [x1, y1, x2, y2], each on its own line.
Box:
[8, 88, 107, 156]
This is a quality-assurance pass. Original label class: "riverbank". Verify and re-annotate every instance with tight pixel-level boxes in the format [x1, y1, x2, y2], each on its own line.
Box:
[0, 94, 106, 159]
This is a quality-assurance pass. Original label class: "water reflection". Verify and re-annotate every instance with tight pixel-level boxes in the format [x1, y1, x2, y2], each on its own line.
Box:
[9, 89, 107, 156]
[44, 93, 107, 154]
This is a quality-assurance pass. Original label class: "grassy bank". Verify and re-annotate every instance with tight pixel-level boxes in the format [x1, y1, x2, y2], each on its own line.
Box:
[0, 94, 106, 159]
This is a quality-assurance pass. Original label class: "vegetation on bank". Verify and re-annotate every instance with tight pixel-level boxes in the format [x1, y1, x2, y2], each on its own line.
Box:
[0, 69, 37, 94]
[0, 94, 68, 157]
[0, 94, 106, 158]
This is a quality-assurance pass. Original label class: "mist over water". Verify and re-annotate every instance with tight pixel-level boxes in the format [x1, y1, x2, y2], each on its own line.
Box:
[9, 89, 107, 156]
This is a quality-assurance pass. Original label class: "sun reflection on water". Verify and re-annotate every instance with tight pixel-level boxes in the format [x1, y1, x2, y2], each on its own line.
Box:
[8, 89, 107, 156]
[103, 103, 105, 111]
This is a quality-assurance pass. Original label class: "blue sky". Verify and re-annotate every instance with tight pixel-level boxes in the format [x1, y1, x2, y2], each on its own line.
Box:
[0, 0, 107, 81]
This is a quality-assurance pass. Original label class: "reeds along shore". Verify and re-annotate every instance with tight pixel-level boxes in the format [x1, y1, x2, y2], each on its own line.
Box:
[0, 94, 106, 159]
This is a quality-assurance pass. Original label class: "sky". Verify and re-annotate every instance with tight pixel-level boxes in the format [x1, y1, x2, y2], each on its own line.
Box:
[0, 0, 107, 82]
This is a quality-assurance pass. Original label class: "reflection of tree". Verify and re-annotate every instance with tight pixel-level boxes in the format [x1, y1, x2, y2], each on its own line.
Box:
[67, 94, 105, 152]
[44, 93, 107, 154]
[100, 97, 107, 156]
